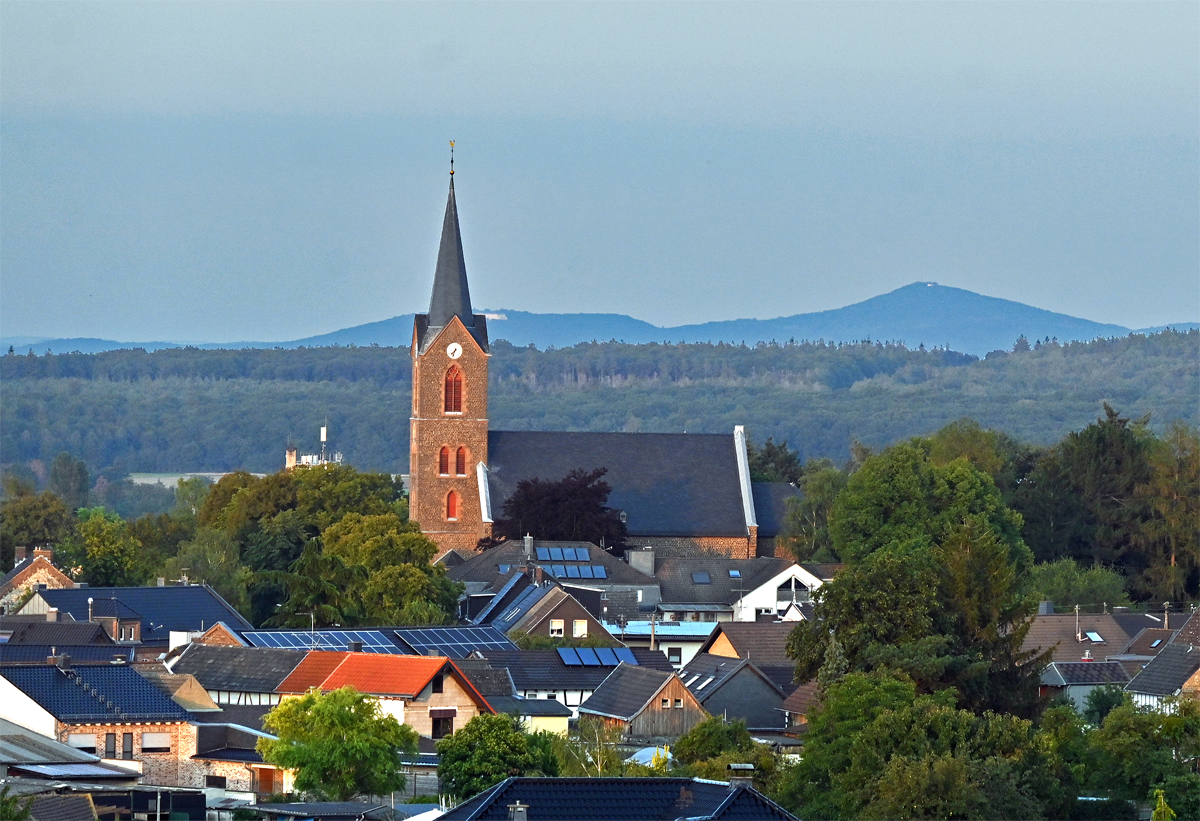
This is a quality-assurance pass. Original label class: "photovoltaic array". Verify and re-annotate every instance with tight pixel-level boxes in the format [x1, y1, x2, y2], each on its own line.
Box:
[393, 625, 518, 658]
[243, 630, 401, 652]
[556, 646, 639, 666]
[535, 547, 591, 561]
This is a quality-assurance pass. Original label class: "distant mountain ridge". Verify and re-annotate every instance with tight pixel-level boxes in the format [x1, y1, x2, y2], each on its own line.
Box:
[7, 283, 1196, 358]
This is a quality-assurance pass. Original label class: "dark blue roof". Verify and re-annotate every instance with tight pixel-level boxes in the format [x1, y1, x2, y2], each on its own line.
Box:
[36, 586, 252, 639]
[0, 645, 135, 665]
[438, 777, 797, 820]
[750, 483, 801, 539]
[1, 665, 191, 723]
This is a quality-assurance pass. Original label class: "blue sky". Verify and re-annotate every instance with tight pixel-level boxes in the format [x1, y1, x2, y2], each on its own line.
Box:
[2, 2, 1196, 342]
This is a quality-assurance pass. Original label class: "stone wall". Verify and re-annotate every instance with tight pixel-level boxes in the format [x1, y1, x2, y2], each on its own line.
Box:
[60, 721, 199, 788]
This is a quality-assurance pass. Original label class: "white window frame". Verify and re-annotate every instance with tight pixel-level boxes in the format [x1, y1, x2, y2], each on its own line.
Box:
[549, 619, 564, 637]
[573, 619, 588, 638]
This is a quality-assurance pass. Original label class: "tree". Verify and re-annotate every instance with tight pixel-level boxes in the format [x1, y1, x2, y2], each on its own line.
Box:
[781, 459, 847, 562]
[58, 508, 149, 586]
[748, 437, 803, 484]
[0, 784, 33, 821]
[494, 468, 627, 549]
[48, 452, 89, 512]
[258, 686, 417, 800]
[163, 528, 252, 615]
[1133, 422, 1200, 600]
[435, 714, 538, 800]
[673, 717, 755, 764]
[1082, 685, 1128, 726]
[553, 716, 626, 777]
[264, 543, 366, 627]
[1024, 558, 1130, 609]
[0, 491, 74, 571]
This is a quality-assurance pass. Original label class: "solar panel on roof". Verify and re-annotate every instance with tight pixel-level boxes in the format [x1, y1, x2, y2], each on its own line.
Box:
[595, 647, 619, 665]
[614, 648, 638, 665]
[557, 647, 581, 666]
[593, 566, 607, 579]
[552, 565, 567, 577]
[576, 548, 590, 561]
[579, 566, 595, 579]
[245, 630, 399, 652]
[549, 547, 564, 561]
[566, 565, 580, 578]
[536, 548, 551, 561]
[576, 647, 601, 666]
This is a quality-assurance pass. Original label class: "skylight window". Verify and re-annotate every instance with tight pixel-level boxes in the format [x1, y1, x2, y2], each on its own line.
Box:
[692, 572, 711, 584]
[1150, 639, 1162, 648]
[729, 570, 741, 578]
[696, 676, 715, 690]
[1085, 632, 1104, 643]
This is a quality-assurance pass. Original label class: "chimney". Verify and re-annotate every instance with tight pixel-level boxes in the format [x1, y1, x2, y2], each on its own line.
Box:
[157, 577, 166, 587]
[728, 762, 754, 790]
[88, 597, 94, 622]
[286, 446, 298, 470]
[1038, 600, 1054, 616]
[111, 654, 126, 665]
[524, 533, 534, 560]
[507, 802, 528, 821]
[56, 653, 72, 670]
[14, 546, 27, 563]
[46, 608, 58, 622]
[534, 566, 545, 585]
[33, 546, 53, 561]
[348, 640, 363, 652]
[627, 547, 656, 577]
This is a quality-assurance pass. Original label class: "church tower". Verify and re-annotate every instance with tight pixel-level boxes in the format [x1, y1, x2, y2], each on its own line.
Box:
[409, 172, 491, 552]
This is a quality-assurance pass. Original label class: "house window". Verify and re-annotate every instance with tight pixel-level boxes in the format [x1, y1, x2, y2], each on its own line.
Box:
[432, 674, 444, 694]
[105, 734, 116, 759]
[432, 717, 454, 739]
[692, 571, 711, 584]
[573, 620, 588, 638]
[444, 367, 463, 413]
[674, 699, 683, 709]
[667, 647, 682, 665]
[67, 734, 95, 753]
[661, 698, 670, 708]
[122, 733, 133, 760]
[142, 732, 171, 753]
[446, 491, 459, 521]
[545, 693, 557, 700]
[205, 775, 227, 789]
[439, 447, 450, 475]
[549, 619, 564, 637]
[456, 447, 467, 476]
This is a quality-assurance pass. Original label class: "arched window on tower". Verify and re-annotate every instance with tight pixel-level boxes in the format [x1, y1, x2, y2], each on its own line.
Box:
[438, 447, 450, 476]
[446, 490, 459, 521]
[455, 447, 467, 476]
[444, 367, 463, 413]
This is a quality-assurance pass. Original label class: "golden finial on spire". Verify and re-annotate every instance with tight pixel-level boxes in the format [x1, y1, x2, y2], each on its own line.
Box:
[450, 140, 455, 176]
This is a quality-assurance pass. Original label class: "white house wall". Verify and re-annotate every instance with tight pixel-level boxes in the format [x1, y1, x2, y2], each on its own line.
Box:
[734, 565, 824, 622]
[0, 676, 57, 737]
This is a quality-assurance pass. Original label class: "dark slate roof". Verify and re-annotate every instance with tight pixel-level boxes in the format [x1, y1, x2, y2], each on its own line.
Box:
[168, 644, 307, 691]
[1119, 628, 1177, 658]
[487, 694, 574, 718]
[438, 777, 798, 821]
[1110, 610, 1172, 641]
[656, 558, 796, 605]
[1019, 614, 1130, 664]
[1171, 611, 1200, 648]
[35, 586, 253, 641]
[477, 648, 674, 692]
[415, 179, 488, 353]
[0, 620, 114, 646]
[1, 664, 191, 723]
[1041, 661, 1131, 687]
[578, 664, 672, 721]
[253, 803, 390, 821]
[1125, 644, 1200, 696]
[0, 645, 134, 665]
[679, 653, 785, 704]
[28, 795, 98, 821]
[487, 431, 748, 538]
[699, 622, 795, 662]
[453, 658, 517, 697]
[448, 541, 655, 587]
[750, 483, 800, 539]
[799, 563, 843, 582]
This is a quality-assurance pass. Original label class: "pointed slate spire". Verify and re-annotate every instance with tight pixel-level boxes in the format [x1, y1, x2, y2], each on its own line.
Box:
[428, 178, 474, 329]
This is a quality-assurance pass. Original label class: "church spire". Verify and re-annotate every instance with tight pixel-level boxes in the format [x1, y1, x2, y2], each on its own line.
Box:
[427, 171, 474, 330]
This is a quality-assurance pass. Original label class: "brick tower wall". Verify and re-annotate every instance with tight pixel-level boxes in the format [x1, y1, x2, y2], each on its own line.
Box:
[409, 316, 490, 553]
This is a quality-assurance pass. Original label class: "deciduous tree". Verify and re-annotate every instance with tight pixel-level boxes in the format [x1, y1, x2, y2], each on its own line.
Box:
[435, 714, 538, 800]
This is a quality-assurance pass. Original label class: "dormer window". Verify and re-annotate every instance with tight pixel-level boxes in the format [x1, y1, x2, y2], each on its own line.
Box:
[444, 367, 463, 413]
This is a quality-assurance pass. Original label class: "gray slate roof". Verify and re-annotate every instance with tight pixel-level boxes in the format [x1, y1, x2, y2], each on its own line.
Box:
[478, 648, 674, 692]
[29, 795, 99, 821]
[656, 557, 795, 605]
[679, 653, 786, 704]
[415, 179, 488, 353]
[169, 644, 306, 692]
[1041, 661, 1130, 687]
[1125, 644, 1200, 696]
[1171, 611, 1200, 648]
[750, 483, 800, 539]
[0, 620, 114, 646]
[577, 664, 672, 721]
[448, 541, 654, 587]
[487, 431, 748, 538]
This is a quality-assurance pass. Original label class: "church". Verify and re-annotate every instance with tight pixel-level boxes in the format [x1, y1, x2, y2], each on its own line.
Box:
[407, 173, 796, 559]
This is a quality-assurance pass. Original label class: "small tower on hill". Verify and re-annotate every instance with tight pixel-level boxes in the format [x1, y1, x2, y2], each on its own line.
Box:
[409, 163, 491, 552]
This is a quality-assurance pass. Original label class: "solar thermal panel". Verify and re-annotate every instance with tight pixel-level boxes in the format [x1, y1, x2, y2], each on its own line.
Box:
[557, 647, 582, 665]
[595, 647, 619, 665]
[576, 647, 601, 666]
[579, 566, 595, 579]
[536, 548, 551, 561]
[549, 547, 564, 561]
[551, 565, 566, 577]
[593, 566, 607, 579]
[576, 548, 590, 561]
[566, 565, 580, 578]
[614, 648, 638, 665]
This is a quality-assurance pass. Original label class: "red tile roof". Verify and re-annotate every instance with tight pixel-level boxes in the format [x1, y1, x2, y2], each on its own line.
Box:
[275, 652, 492, 710]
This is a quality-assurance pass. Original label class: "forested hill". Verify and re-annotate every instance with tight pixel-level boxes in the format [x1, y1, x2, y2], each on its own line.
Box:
[2, 330, 1195, 476]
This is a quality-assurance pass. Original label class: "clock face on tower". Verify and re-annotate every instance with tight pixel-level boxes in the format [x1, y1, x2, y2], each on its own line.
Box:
[446, 342, 463, 359]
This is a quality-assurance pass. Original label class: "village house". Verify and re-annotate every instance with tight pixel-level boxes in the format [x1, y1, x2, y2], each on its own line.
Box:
[678, 653, 788, 731]
[577, 663, 707, 740]
[608, 621, 717, 669]
[697, 621, 803, 696]
[1040, 661, 1131, 711]
[453, 658, 572, 735]
[1020, 611, 1132, 665]
[650, 555, 825, 623]
[273, 651, 493, 739]
[0, 547, 76, 615]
